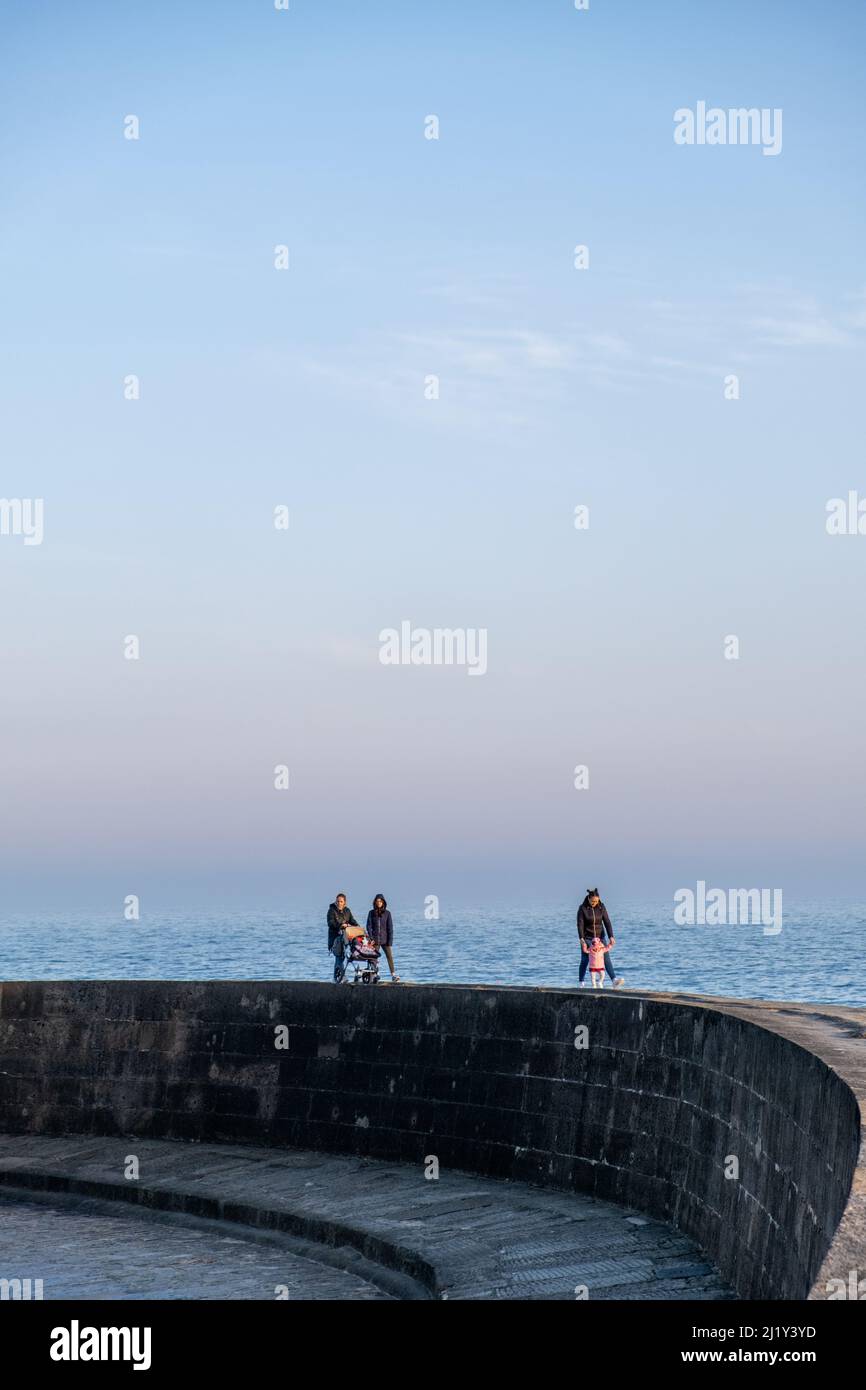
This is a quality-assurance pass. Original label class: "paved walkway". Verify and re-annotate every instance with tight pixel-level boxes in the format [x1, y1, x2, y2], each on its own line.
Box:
[0, 1191, 391, 1300]
[0, 1136, 733, 1300]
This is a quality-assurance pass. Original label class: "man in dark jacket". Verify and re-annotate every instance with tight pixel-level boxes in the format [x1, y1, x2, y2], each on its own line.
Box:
[327, 894, 358, 983]
[577, 888, 624, 987]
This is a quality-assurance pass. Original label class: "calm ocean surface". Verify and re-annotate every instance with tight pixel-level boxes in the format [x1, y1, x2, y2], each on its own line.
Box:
[1, 902, 863, 1007]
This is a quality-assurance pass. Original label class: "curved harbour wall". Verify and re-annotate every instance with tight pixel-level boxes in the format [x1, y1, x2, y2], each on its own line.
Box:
[0, 981, 862, 1300]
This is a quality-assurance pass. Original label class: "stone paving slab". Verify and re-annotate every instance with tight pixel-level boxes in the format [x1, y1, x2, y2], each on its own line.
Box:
[0, 1190, 392, 1300]
[0, 1135, 734, 1301]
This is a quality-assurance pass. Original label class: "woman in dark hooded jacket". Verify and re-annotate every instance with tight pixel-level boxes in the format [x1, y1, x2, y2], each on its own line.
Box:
[577, 888, 624, 987]
[366, 894, 400, 982]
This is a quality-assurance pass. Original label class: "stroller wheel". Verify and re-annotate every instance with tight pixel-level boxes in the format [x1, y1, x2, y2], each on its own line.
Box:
[362, 971, 371, 984]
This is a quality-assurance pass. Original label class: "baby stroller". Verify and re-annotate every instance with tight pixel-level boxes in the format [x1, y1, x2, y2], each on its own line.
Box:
[345, 928, 381, 985]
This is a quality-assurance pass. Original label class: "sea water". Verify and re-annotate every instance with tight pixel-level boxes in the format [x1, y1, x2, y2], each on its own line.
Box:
[0, 902, 863, 1006]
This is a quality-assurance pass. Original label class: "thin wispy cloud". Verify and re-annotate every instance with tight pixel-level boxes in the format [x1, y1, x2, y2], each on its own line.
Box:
[752, 316, 852, 347]
[264, 278, 866, 438]
[420, 277, 522, 312]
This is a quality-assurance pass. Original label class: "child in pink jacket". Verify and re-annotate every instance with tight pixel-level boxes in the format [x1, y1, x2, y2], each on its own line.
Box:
[587, 935, 611, 988]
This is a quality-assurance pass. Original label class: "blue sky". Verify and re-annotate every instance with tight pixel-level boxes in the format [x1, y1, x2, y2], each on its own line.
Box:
[2, 0, 865, 911]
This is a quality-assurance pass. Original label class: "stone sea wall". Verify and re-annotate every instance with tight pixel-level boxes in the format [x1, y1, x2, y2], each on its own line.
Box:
[0, 981, 862, 1300]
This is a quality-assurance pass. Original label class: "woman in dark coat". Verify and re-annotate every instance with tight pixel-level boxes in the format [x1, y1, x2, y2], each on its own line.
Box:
[366, 894, 400, 982]
[576, 888, 624, 987]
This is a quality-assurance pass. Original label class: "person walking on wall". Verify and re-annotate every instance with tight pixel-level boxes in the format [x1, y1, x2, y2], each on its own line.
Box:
[327, 893, 359, 983]
[366, 894, 400, 982]
[577, 888, 624, 988]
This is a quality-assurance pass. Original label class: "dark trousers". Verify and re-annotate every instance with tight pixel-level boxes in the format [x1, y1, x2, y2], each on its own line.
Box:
[331, 935, 346, 981]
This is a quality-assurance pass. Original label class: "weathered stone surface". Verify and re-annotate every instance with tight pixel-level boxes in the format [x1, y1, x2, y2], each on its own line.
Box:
[0, 982, 862, 1300]
[0, 1184, 394, 1300]
[0, 1136, 731, 1300]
